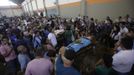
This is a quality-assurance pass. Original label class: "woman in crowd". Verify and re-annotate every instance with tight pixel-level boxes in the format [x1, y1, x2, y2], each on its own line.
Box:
[0, 37, 17, 75]
[17, 45, 31, 72]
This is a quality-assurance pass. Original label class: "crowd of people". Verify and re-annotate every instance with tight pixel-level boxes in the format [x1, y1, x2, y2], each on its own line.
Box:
[0, 14, 134, 75]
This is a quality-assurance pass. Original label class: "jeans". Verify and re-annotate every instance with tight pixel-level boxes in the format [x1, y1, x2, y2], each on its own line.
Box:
[6, 58, 18, 75]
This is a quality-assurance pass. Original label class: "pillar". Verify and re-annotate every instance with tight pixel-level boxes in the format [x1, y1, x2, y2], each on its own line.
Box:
[43, 0, 48, 16]
[26, 1, 31, 16]
[81, 0, 88, 16]
[56, 0, 60, 16]
[35, 0, 39, 12]
[30, 0, 34, 15]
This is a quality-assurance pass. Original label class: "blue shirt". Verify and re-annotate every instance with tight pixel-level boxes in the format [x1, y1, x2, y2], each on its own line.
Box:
[43, 30, 49, 38]
[18, 53, 30, 71]
[56, 56, 80, 75]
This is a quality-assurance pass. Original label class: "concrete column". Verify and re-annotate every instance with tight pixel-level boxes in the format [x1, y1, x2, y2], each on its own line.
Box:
[35, 0, 39, 12]
[10, 6, 15, 17]
[24, 4, 28, 15]
[23, 4, 27, 13]
[21, 5, 26, 16]
[9, 2, 15, 17]
[81, 0, 88, 16]
[56, 0, 60, 16]
[30, 0, 34, 14]
[43, 0, 48, 16]
[26, 1, 31, 16]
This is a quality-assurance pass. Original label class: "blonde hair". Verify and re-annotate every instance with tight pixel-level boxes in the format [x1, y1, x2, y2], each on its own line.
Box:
[17, 45, 26, 52]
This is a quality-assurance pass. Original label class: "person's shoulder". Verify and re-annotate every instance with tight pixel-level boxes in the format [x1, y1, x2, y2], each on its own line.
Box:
[44, 58, 53, 64]
[69, 67, 80, 75]
[113, 50, 132, 58]
[38, 58, 51, 63]
[119, 50, 133, 54]
[0, 45, 3, 49]
[27, 59, 37, 65]
[112, 52, 122, 59]
[48, 33, 53, 37]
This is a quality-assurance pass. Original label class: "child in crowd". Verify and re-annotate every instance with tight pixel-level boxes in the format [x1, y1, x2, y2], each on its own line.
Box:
[17, 45, 30, 72]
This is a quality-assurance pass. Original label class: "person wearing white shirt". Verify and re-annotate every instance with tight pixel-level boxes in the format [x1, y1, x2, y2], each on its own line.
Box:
[120, 26, 128, 35]
[112, 37, 134, 75]
[48, 28, 57, 47]
[117, 25, 129, 42]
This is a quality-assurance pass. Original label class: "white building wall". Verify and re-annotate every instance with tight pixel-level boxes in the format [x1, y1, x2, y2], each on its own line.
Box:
[37, 0, 44, 10]
[25, 4, 29, 13]
[59, 0, 81, 5]
[28, 2, 32, 11]
[45, 0, 56, 7]
[32, 0, 37, 11]
[22, 1, 27, 13]
[22, 0, 82, 16]
[0, 7, 23, 17]
[23, 5, 27, 13]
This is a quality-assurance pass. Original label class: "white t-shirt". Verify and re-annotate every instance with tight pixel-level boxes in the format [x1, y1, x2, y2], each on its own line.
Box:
[48, 33, 57, 47]
[118, 27, 128, 40]
[111, 32, 121, 40]
[24, 20, 28, 26]
[120, 27, 128, 34]
[112, 50, 134, 73]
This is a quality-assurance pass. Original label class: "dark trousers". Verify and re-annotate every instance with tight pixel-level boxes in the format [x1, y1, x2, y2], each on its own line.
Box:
[6, 58, 19, 75]
[117, 73, 129, 75]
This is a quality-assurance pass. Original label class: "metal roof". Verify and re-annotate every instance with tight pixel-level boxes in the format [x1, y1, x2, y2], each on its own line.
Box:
[10, 0, 24, 5]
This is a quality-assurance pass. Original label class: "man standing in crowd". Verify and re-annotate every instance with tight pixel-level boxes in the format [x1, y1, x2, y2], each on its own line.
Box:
[48, 27, 57, 47]
[112, 36, 134, 75]
[0, 37, 17, 75]
[25, 48, 53, 75]
[56, 47, 80, 75]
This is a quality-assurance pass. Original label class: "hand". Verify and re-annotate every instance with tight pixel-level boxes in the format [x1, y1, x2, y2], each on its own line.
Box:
[59, 46, 65, 56]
